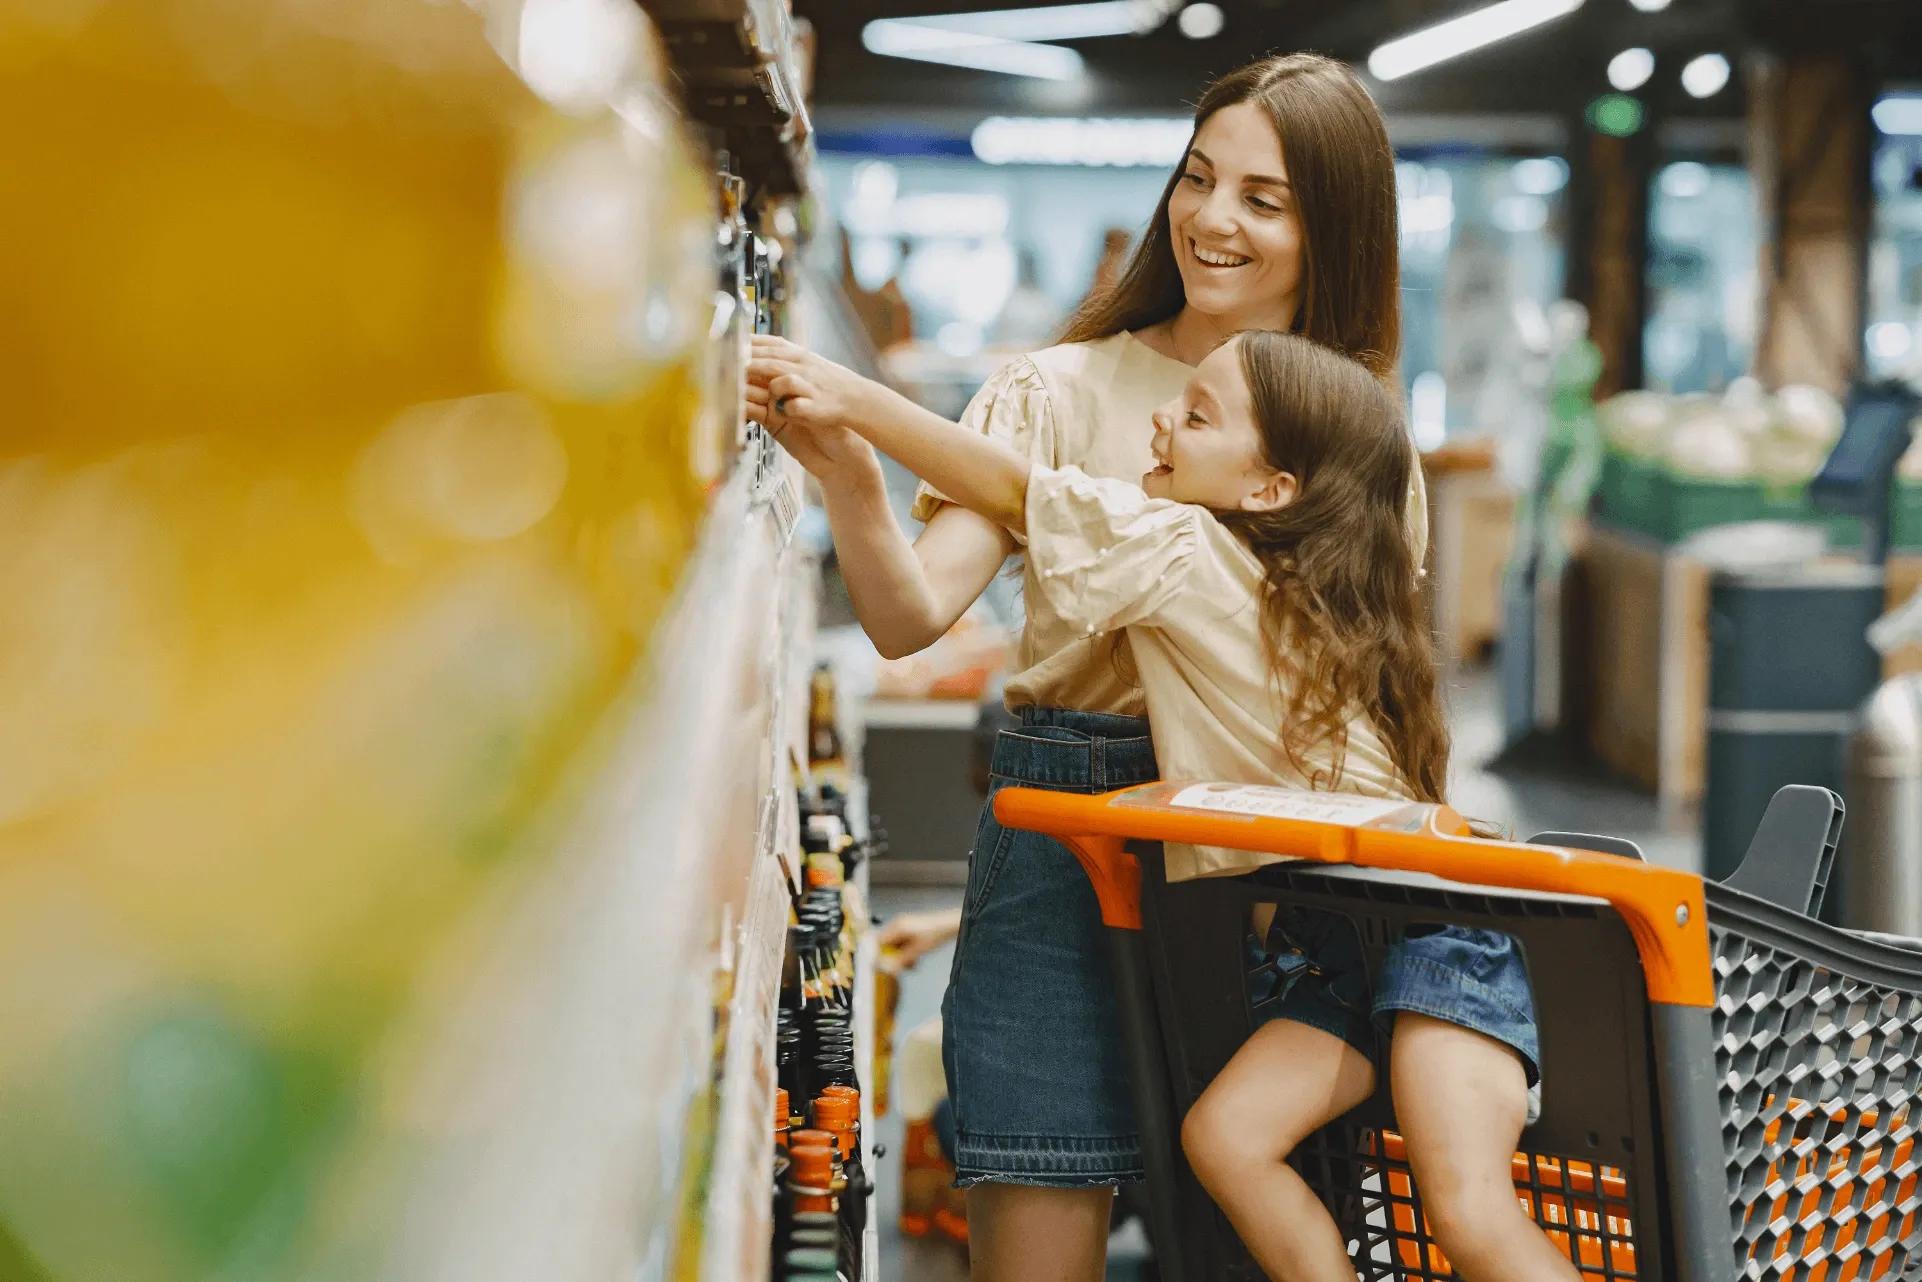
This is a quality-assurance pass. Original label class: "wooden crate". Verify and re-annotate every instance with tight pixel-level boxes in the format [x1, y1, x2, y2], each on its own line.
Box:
[1423, 441, 1517, 667]
[1430, 466, 1517, 666]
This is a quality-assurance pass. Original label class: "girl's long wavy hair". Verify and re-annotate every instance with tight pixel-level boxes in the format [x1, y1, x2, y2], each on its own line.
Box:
[1217, 332, 1448, 802]
[1060, 52, 1400, 383]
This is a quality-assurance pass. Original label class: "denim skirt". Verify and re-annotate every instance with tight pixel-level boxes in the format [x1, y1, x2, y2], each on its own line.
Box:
[941, 707, 1158, 1186]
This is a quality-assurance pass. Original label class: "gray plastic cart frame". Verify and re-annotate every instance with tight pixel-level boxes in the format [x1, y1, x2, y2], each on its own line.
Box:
[994, 782, 1922, 1282]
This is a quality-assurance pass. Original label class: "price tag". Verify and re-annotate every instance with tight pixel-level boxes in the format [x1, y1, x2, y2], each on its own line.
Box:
[751, 439, 802, 544]
[1163, 783, 1413, 827]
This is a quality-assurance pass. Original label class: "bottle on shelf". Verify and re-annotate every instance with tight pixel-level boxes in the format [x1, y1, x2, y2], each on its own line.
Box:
[811, 1089, 869, 1261]
[782, 1140, 840, 1280]
[807, 664, 846, 779]
[790, 1123, 859, 1282]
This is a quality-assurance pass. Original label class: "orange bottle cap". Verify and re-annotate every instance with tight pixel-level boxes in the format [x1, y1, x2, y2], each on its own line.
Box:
[812, 1097, 857, 1155]
[774, 1088, 790, 1125]
[788, 1144, 835, 1185]
[790, 1128, 836, 1152]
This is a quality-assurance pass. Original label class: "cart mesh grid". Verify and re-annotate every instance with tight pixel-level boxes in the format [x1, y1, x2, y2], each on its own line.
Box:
[1274, 1124, 1643, 1281]
[1710, 922, 1922, 1281]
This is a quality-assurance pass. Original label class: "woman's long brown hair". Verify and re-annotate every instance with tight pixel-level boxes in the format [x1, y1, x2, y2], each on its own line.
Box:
[1060, 53, 1401, 382]
[1217, 332, 1448, 802]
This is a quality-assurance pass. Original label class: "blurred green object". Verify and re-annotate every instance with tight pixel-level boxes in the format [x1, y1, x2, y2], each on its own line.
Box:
[1587, 93, 1646, 137]
[1596, 450, 1922, 548]
[0, 1219, 55, 1282]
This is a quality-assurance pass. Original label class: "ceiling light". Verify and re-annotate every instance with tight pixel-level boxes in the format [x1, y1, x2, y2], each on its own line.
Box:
[1368, 0, 1585, 82]
[1659, 160, 1710, 199]
[1177, 3, 1224, 39]
[1511, 156, 1569, 195]
[1607, 47, 1654, 92]
[1626, 0, 1670, 10]
[1869, 322, 1914, 363]
[1873, 95, 1922, 136]
[1680, 52, 1731, 99]
[863, 22, 1085, 80]
[972, 116, 1193, 166]
[876, 2, 1162, 43]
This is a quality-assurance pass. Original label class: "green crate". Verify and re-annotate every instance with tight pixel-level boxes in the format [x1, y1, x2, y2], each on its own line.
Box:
[1893, 482, 1922, 551]
[1596, 450, 1662, 537]
[1599, 456, 1922, 552]
[1784, 481, 1922, 552]
[1660, 476, 1775, 542]
[1598, 452, 1770, 543]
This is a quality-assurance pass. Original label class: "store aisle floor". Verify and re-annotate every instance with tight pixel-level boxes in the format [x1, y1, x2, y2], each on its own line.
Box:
[870, 664, 1699, 1280]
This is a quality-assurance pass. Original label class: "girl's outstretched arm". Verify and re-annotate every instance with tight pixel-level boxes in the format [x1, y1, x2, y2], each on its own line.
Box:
[746, 335, 1031, 535]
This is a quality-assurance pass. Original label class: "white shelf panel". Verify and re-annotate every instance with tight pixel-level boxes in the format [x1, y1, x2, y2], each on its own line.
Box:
[697, 842, 791, 1282]
[307, 449, 808, 1281]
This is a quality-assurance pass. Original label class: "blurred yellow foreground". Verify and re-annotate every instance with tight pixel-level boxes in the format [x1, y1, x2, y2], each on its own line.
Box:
[0, 1, 720, 1276]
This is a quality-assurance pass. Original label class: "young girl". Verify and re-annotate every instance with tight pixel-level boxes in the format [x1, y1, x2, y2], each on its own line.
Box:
[747, 330, 1581, 1282]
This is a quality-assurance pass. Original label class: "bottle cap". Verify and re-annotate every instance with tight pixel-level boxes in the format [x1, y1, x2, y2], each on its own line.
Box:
[812, 1097, 857, 1156]
[784, 1248, 840, 1271]
[787, 1144, 834, 1188]
[790, 1128, 836, 1153]
[774, 1088, 790, 1128]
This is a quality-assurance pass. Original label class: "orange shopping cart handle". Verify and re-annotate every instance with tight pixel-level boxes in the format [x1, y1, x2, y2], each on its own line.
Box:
[993, 781, 1714, 1008]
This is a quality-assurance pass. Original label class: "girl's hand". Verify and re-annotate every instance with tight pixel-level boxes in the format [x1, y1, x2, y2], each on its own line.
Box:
[745, 335, 879, 439]
[764, 413, 882, 484]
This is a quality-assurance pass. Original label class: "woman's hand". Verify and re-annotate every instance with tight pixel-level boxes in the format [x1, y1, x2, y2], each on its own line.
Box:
[745, 335, 880, 440]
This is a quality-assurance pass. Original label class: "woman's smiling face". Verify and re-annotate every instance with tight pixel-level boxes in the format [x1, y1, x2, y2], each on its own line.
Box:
[1165, 100, 1306, 334]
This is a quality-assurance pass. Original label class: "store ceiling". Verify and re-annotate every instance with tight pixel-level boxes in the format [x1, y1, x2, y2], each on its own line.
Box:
[796, 0, 1922, 124]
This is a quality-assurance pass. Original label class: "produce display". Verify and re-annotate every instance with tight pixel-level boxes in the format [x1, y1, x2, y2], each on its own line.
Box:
[1597, 381, 1922, 545]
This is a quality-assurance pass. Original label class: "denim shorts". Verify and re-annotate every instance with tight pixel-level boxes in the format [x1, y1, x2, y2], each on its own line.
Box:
[941, 707, 1158, 1187]
[1250, 910, 1543, 1122]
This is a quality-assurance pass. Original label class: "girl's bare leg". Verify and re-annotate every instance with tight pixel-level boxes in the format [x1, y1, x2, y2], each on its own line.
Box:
[1390, 1013, 1582, 1282]
[1181, 1020, 1375, 1282]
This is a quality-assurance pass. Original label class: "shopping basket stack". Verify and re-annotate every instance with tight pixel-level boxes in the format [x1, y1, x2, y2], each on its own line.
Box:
[992, 780, 1922, 1282]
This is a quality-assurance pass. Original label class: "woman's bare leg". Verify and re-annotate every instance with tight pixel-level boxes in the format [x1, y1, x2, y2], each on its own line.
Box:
[966, 1184, 1113, 1282]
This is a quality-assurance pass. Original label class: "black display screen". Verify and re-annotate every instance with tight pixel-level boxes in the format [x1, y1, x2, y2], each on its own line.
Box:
[1809, 383, 1921, 517]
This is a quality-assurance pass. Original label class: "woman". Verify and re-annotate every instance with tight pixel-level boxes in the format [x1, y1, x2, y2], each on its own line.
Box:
[790, 53, 1420, 1280]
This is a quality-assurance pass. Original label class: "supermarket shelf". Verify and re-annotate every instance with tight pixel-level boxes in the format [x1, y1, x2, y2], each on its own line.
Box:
[698, 839, 792, 1281]
[640, 0, 816, 198]
[320, 433, 812, 1280]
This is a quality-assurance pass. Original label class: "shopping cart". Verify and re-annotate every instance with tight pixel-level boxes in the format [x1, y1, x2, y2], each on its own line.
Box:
[993, 780, 1922, 1282]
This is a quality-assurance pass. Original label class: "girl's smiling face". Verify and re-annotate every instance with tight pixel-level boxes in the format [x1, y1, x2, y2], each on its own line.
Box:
[1143, 337, 1296, 512]
[1166, 101, 1307, 334]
